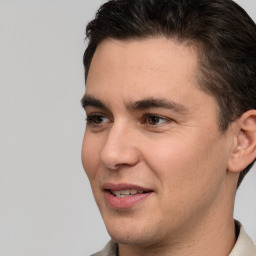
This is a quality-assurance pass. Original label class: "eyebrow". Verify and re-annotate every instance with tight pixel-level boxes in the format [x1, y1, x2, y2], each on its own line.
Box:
[81, 95, 188, 114]
[81, 95, 108, 110]
[127, 97, 189, 113]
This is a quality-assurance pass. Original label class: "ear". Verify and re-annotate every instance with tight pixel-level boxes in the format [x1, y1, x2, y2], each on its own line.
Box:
[228, 110, 256, 173]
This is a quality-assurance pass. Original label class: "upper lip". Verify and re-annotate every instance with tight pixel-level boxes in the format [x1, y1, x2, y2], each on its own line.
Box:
[102, 183, 153, 192]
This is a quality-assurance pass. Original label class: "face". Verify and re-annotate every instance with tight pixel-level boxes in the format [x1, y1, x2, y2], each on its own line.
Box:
[82, 38, 235, 247]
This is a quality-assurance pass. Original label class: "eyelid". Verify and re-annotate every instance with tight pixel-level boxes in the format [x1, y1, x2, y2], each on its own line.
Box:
[86, 113, 111, 126]
[85, 107, 113, 119]
[85, 112, 174, 129]
[142, 113, 173, 125]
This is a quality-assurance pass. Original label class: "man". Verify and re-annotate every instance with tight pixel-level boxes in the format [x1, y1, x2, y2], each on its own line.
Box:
[81, 0, 256, 255]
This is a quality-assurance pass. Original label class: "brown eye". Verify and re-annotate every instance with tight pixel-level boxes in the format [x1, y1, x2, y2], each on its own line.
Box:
[86, 114, 110, 125]
[93, 115, 105, 124]
[145, 115, 167, 125]
[147, 115, 160, 125]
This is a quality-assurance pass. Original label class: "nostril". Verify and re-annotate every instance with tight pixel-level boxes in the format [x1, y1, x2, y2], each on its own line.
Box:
[114, 163, 130, 168]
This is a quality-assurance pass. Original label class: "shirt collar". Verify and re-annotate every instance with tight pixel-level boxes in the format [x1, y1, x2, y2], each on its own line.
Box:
[228, 221, 256, 256]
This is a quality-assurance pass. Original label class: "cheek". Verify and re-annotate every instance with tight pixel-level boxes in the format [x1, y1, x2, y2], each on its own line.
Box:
[81, 132, 101, 180]
[144, 131, 227, 195]
[142, 134, 228, 227]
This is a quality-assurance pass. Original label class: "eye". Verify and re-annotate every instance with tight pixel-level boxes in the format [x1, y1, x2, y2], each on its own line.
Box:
[86, 114, 110, 126]
[143, 114, 168, 126]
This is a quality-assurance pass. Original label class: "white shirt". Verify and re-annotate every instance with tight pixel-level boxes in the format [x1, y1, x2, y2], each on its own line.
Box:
[229, 222, 256, 256]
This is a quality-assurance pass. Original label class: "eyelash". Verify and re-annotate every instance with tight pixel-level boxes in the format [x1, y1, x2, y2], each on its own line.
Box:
[142, 114, 170, 126]
[85, 113, 172, 128]
[86, 114, 110, 126]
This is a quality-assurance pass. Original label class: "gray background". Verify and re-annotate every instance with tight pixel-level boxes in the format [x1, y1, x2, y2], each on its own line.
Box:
[0, 0, 255, 255]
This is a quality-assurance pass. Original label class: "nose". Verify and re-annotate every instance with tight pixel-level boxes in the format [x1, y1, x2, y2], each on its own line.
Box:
[100, 122, 140, 170]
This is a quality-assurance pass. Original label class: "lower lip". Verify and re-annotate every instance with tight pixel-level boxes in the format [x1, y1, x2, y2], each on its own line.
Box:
[104, 190, 152, 209]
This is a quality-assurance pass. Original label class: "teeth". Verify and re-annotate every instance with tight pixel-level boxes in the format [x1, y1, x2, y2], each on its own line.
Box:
[120, 189, 131, 195]
[114, 191, 121, 197]
[112, 189, 145, 197]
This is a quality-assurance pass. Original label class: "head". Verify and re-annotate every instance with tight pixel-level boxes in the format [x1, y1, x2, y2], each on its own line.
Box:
[81, 0, 256, 251]
[83, 0, 256, 188]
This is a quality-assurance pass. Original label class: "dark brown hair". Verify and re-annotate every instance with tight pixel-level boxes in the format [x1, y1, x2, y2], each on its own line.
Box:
[83, 0, 256, 188]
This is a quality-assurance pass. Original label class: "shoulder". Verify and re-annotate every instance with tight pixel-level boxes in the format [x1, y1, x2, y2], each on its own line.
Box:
[90, 240, 118, 256]
[229, 221, 256, 256]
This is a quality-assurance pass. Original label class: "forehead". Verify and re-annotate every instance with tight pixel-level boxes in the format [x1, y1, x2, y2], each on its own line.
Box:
[86, 38, 200, 95]
[88, 38, 198, 82]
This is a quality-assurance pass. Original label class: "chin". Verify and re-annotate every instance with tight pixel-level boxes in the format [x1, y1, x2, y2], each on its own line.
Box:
[107, 226, 153, 246]
[103, 213, 162, 247]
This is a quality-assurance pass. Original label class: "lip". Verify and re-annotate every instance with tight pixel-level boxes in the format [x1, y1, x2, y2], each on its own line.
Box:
[102, 183, 153, 209]
[103, 183, 152, 192]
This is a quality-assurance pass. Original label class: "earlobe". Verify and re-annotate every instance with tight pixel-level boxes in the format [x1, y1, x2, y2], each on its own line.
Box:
[228, 110, 256, 173]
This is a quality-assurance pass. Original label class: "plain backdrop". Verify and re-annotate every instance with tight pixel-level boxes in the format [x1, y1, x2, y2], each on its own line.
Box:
[0, 0, 255, 255]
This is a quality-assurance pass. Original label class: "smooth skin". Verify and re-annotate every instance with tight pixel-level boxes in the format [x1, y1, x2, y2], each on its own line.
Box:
[82, 38, 256, 256]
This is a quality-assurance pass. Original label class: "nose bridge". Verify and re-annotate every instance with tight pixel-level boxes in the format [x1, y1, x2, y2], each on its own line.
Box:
[100, 120, 139, 169]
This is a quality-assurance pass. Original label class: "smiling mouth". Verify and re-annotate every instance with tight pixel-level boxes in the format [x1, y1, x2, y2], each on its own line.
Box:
[103, 183, 153, 208]
[109, 189, 147, 197]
